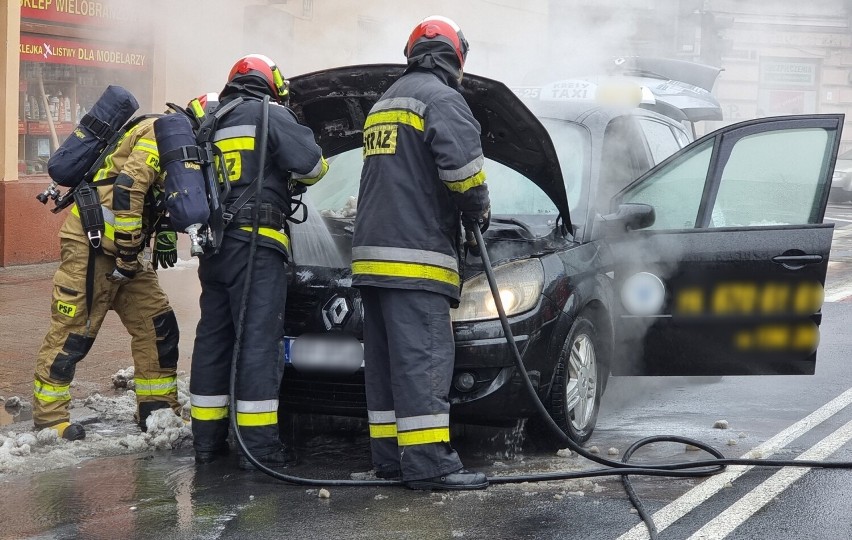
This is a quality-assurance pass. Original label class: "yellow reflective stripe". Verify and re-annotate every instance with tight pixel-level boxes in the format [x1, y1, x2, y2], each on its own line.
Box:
[352, 260, 460, 287]
[114, 216, 142, 231]
[215, 137, 255, 153]
[135, 375, 177, 396]
[236, 411, 278, 427]
[190, 99, 205, 120]
[133, 138, 159, 156]
[238, 226, 290, 250]
[293, 157, 328, 186]
[397, 427, 451, 446]
[34, 380, 71, 403]
[444, 170, 487, 193]
[191, 406, 229, 421]
[93, 125, 141, 182]
[369, 423, 398, 439]
[71, 205, 115, 240]
[365, 110, 424, 131]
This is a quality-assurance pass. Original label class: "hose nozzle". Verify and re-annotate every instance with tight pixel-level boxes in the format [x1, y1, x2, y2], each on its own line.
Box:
[185, 223, 205, 257]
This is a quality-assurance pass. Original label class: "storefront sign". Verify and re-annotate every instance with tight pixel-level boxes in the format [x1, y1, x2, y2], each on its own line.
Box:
[21, 0, 134, 26]
[19, 34, 147, 71]
[760, 60, 818, 87]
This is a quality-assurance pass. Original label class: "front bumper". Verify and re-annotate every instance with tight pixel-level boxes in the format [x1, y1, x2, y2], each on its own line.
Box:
[279, 297, 560, 425]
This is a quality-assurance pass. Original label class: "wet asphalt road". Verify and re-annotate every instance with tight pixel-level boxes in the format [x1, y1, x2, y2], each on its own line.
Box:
[3, 205, 852, 540]
[2, 300, 851, 540]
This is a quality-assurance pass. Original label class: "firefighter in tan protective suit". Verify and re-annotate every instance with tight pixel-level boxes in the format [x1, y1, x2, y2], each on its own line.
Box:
[33, 116, 181, 441]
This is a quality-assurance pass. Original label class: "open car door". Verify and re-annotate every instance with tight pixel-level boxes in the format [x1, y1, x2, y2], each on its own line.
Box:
[606, 114, 843, 376]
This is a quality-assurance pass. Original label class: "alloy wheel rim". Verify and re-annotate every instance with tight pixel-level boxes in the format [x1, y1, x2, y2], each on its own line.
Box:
[565, 333, 597, 431]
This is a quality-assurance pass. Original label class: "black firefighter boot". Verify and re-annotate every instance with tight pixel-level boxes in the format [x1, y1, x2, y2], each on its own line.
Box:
[238, 445, 297, 471]
[405, 468, 489, 491]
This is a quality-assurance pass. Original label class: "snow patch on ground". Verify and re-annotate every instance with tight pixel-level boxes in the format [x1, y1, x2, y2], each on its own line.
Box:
[163, 257, 200, 271]
[0, 368, 193, 477]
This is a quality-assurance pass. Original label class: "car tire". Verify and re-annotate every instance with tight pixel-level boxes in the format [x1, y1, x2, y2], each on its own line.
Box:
[533, 315, 604, 449]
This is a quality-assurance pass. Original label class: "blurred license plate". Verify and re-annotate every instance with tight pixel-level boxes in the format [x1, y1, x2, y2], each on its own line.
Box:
[284, 334, 364, 374]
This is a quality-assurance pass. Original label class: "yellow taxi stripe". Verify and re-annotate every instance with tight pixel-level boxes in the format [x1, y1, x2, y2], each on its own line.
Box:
[191, 406, 229, 421]
[238, 226, 291, 251]
[444, 170, 487, 193]
[369, 423, 398, 439]
[352, 260, 460, 287]
[215, 137, 255, 153]
[236, 411, 278, 427]
[365, 110, 424, 131]
[397, 427, 451, 446]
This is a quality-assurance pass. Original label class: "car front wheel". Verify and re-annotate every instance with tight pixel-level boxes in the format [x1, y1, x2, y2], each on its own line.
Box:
[543, 316, 603, 445]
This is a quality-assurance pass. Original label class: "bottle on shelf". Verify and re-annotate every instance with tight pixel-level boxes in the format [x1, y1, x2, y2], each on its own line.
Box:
[49, 93, 60, 122]
[57, 92, 65, 123]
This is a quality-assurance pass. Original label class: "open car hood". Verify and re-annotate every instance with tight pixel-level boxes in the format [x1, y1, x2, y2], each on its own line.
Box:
[287, 64, 570, 222]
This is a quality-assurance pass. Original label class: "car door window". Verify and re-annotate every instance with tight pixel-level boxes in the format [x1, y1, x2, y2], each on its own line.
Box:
[709, 128, 832, 227]
[598, 117, 654, 207]
[619, 140, 713, 229]
[639, 119, 681, 164]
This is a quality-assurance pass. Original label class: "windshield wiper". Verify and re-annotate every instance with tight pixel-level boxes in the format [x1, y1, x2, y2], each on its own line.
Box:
[490, 217, 537, 238]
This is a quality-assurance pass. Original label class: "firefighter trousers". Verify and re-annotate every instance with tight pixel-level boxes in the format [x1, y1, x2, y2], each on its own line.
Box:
[34, 237, 180, 431]
[189, 240, 287, 457]
[361, 286, 464, 481]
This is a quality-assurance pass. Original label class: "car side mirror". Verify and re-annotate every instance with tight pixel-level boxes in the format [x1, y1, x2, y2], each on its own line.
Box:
[597, 203, 656, 236]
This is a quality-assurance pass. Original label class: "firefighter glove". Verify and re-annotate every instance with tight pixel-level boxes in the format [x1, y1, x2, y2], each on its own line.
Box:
[154, 216, 178, 270]
[462, 207, 490, 233]
[106, 265, 135, 283]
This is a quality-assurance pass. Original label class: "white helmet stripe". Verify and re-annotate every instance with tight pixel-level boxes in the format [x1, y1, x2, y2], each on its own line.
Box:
[245, 53, 276, 69]
[421, 15, 461, 32]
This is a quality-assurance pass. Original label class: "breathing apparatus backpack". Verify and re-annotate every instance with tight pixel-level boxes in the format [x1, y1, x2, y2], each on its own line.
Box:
[154, 97, 310, 257]
[154, 97, 251, 257]
[37, 85, 142, 213]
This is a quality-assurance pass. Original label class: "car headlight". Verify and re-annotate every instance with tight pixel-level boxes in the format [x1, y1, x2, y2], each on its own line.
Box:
[451, 259, 544, 323]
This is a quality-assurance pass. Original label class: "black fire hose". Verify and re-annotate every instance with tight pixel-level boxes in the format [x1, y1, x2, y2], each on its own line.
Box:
[471, 226, 852, 538]
[225, 177, 852, 534]
[227, 96, 397, 487]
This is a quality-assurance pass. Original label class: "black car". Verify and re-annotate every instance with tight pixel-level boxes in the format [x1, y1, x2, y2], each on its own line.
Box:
[280, 64, 842, 445]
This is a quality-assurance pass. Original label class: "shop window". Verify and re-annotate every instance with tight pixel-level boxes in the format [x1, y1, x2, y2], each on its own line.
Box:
[18, 39, 153, 177]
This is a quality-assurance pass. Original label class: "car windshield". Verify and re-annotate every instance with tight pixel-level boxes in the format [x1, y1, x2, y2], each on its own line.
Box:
[308, 120, 588, 226]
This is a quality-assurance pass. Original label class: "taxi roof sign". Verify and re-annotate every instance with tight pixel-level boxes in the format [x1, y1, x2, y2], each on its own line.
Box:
[512, 78, 656, 107]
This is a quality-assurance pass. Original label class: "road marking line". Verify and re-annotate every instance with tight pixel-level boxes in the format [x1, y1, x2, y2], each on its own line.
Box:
[688, 418, 852, 540]
[616, 386, 852, 540]
[825, 216, 852, 223]
[825, 277, 852, 302]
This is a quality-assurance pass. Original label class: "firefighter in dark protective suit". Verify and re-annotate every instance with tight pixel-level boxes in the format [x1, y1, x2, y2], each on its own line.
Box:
[33, 117, 181, 440]
[190, 54, 328, 469]
[353, 16, 491, 490]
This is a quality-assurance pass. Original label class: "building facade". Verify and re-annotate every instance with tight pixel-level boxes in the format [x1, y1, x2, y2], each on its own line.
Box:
[2, 0, 851, 265]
